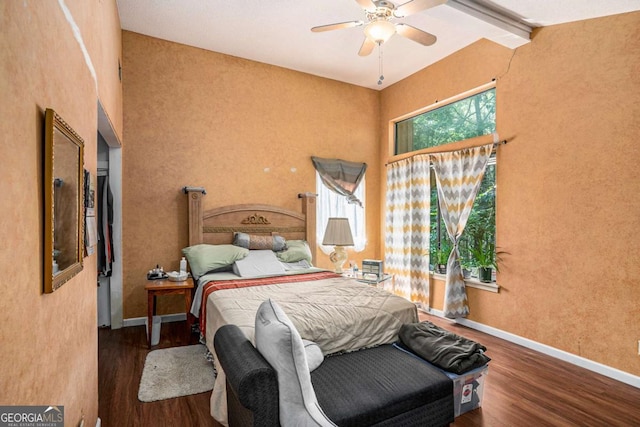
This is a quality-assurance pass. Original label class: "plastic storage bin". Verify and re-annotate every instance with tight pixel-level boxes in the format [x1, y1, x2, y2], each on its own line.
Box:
[442, 364, 488, 417]
[145, 315, 161, 346]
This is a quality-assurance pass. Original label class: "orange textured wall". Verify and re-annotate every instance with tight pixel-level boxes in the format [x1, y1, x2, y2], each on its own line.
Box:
[64, 0, 123, 140]
[381, 12, 640, 376]
[121, 32, 380, 318]
[0, 1, 121, 425]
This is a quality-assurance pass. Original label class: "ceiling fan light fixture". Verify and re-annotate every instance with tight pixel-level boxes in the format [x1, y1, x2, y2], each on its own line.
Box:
[364, 19, 396, 44]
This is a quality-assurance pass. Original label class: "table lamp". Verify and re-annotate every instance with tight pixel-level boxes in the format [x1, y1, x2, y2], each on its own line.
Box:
[322, 217, 354, 273]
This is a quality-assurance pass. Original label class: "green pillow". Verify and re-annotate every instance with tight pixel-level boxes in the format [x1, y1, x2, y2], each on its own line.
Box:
[276, 240, 312, 264]
[182, 244, 249, 280]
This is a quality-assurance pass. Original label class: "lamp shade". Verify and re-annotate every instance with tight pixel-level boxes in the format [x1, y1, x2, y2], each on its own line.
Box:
[322, 218, 354, 246]
[364, 19, 396, 44]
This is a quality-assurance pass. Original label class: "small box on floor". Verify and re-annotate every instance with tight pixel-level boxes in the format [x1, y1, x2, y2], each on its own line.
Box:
[442, 364, 488, 417]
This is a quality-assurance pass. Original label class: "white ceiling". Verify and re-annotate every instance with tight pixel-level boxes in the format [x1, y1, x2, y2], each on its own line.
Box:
[116, 0, 640, 90]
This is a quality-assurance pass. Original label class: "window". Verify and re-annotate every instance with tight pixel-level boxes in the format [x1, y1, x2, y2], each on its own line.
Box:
[316, 173, 366, 254]
[395, 88, 496, 155]
[393, 86, 497, 280]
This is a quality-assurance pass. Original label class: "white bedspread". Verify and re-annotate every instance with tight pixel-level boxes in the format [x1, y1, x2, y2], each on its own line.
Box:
[204, 273, 418, 425]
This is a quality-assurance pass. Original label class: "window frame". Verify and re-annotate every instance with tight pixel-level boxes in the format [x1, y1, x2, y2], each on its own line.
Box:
[388, 82, 496, 162]
[395, 88, 496, 155]
[388, 82, 499, 290]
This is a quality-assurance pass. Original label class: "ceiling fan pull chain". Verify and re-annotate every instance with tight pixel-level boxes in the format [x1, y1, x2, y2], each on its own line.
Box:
[377, 43, 385, 85]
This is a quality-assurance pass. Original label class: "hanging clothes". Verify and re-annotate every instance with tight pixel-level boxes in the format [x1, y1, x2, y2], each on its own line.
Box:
[97, 175, 114, 276]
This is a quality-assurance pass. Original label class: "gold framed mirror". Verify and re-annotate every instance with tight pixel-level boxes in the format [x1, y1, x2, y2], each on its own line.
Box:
[44, 108, 84, 293]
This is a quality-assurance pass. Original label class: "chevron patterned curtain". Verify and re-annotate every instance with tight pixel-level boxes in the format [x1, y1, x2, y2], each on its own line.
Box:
[384, 155, 430, 307]
[430, 144, 493, 318]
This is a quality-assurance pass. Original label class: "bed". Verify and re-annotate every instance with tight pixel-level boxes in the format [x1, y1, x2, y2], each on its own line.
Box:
[182, 189, 419, 425]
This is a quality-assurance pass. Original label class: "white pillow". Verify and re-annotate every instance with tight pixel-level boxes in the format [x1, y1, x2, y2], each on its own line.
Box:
[232, 250, 286, 277]
[255, 299, 335, 427]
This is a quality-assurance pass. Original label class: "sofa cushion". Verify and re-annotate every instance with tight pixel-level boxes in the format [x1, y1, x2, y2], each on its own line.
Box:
[255, 299, 336, 427]
[311, 344, 453, 427]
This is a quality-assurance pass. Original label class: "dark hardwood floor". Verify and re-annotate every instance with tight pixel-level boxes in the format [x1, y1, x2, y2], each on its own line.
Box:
[98, 321, 216, 427]
[423, 314, 640, 427]
[98, 315, 640, 427]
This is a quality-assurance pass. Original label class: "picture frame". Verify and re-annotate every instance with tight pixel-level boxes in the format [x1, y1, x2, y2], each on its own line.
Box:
[44, 108, 85, 293]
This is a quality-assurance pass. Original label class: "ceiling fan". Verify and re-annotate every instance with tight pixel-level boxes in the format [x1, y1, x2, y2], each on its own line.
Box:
[311, 0, 445, 56]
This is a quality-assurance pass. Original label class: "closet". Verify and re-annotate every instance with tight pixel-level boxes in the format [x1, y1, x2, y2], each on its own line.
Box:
[97, 134, 113, 327]
[96, 101, 123, 329]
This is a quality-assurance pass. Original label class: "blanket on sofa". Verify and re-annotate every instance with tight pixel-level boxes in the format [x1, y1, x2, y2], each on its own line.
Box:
[399, 321, 490, 374]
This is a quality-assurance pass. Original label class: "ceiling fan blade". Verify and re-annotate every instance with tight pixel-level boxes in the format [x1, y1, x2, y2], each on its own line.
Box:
[396, 23, 437, 46]
[311, 21, 363, 32]
[354, 0, 377, 12]
[358, 37, 376, 56]
[395, 0, 447, 17]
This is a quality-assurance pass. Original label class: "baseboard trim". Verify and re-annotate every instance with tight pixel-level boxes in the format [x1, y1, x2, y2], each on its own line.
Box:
[122, 313, 187, 328]
[424, 308, 640, 389]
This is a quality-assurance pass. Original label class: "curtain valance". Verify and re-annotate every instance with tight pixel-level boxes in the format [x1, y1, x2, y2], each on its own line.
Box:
[311, 156, 367, 207]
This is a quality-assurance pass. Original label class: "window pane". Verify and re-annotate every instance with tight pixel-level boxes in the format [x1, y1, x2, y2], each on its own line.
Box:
[395, 88, 496, 155]
[459, 163, 496, 267]
[430, 162, 495, 272]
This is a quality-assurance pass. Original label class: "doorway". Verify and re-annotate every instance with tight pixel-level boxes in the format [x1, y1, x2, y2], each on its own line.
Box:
[97, 101, 123, 329]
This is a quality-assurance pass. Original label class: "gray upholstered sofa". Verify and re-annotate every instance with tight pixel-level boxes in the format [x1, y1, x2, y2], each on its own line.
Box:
[214, 322, 454, 426]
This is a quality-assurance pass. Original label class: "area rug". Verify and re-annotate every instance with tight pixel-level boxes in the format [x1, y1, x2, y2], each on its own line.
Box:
[138, 344, 216, 402]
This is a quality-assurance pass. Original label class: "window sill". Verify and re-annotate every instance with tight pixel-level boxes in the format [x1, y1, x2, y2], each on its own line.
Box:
[430, 272, 500, 293]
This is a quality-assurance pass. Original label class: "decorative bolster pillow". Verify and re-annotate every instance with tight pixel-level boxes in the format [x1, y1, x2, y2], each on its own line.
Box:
[233, 232, 287, 252]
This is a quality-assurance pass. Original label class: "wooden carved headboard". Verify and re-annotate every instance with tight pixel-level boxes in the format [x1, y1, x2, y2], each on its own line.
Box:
[183, 188, 317, 265]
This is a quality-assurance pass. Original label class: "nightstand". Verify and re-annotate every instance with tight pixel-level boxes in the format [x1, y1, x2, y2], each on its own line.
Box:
[145, 277, 194, 348]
